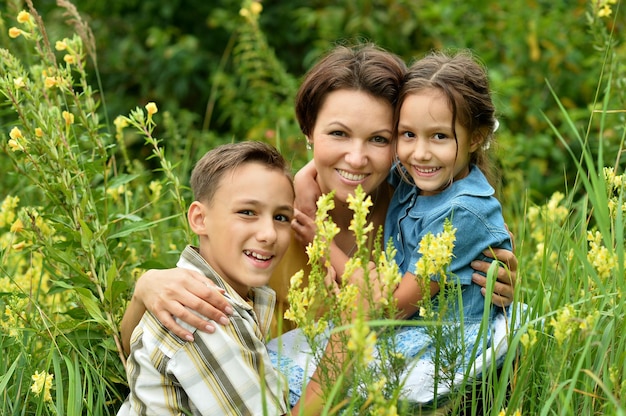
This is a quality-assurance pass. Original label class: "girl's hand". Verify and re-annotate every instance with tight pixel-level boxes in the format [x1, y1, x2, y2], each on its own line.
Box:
[291, 208, 317, 247]
[294, 160, 321, 218]
[132, 268, 233, 340]
[471, 248, 517, 307]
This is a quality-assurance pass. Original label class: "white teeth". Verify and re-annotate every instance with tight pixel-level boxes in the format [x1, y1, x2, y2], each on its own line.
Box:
[244, 250, 271, 260]
[416, 167, 439, 173]
[338, 170, 367, 181]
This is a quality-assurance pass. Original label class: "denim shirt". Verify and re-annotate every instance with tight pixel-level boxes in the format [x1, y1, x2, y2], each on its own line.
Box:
[384, 164, 512, 322]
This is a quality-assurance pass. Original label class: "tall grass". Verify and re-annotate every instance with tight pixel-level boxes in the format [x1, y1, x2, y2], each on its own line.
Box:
[0, 0, 624, 415]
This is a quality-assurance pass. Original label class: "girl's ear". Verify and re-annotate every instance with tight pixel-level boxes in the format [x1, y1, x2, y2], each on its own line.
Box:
[187, 201, 207, 235]
[469, 131, 486, 153]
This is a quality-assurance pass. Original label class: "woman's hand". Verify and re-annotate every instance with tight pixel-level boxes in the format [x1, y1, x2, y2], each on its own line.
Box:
[121, 268, 233, 354]
[471, 248, 517, 307]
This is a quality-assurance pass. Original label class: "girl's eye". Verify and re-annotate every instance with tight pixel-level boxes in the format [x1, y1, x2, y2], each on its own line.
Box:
[401, 131, 415, 139]
[239, 210, 254, 216]
[433, 133, 448, 140]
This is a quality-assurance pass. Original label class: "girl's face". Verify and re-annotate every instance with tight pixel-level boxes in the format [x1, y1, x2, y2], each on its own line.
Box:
[396, 88, 479, 196]
[309, 89, 394, 203]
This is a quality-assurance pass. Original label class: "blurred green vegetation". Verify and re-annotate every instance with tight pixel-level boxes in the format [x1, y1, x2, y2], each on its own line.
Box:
[2, 0, 624, 211]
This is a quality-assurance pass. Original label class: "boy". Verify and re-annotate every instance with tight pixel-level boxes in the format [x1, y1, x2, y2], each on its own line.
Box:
[118, 141, 294, 415]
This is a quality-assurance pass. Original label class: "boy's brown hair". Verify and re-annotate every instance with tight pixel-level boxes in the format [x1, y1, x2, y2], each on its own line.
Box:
[190, 141, 293, 204]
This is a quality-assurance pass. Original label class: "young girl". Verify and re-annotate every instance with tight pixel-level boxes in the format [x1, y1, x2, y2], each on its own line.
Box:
[271, 50, 513, 405]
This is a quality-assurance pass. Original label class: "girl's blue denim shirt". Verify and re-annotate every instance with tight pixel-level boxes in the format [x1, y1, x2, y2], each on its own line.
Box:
[384, 164, 512, 322]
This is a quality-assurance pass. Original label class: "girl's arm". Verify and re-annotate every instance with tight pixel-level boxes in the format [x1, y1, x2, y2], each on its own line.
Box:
[293, 160, 321, 218]
[393, 271, 440, 319]
[120, 268, 232, 355]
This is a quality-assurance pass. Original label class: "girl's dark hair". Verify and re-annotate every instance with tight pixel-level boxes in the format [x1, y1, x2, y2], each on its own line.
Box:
[295, 43, 407, 137]
[396, 50, 498, 186]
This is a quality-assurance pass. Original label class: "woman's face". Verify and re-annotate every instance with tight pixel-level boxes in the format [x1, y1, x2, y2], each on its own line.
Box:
[309, 89, 394, 203]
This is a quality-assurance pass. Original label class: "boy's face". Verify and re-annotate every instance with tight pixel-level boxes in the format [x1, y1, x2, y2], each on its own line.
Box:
[190, 162, 294, 298]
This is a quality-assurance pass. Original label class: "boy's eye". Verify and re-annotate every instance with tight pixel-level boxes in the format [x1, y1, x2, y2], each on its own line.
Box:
[275, 214, 291, 223]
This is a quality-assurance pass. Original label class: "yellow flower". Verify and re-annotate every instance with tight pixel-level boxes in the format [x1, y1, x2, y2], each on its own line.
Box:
[30, 371, 54, 402]
[17, 10, 31, 24]
[12, 241, 26, 251]
[62, 111, 75, 125]
[250, 1, 263, 15]
[44, 76, 57, 89]
[145, 102, 158, 115]
[9, 27, 22, 38]
[13, 77, 25, 89]
[63, 54, 75, 64]
[9, 126, 23, 140]
[55, 40, 68, 51]
[114, 115, 128, 129]
[35, 128, 43, 137]
[10, 218, 23, 233]
[598, 4, 612, 17]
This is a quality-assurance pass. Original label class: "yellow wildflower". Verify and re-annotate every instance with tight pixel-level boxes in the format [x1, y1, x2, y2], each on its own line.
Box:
[55, 40, 68, 51]
[30, 371, 54, 402]
[35, 128, 43, 137]
[10, 218, 23, 233]
[17, 10, 31, 24]
[44, 76, 57, 89]
[549, 304, 577, 346]
[9, 126, 23, 140]
[145, 102, 158, 115]
[250, 1, 263, 15]
[12, 241, 26, 251]
[9, 27, 22, 38]
[63, 54, 75, 64]
[62, 111, 75, 125]
[149, 180, 163, 200]
[520, 327, 537, 350]
[13, 77, 25, 89]
[415, 218, 456, 280]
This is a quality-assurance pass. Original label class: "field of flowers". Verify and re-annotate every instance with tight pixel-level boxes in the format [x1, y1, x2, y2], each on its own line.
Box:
[1, 0, 624, 415]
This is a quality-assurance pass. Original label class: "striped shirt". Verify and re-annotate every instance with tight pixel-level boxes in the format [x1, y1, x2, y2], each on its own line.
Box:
[118, 246, 289, 415]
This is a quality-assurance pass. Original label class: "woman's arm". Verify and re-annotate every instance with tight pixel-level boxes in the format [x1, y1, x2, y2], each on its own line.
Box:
[120, 268, 232, 355]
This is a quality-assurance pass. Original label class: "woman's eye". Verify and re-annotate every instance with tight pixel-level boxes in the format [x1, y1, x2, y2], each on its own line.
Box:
[371, 135, 390, 144]
[239, 210, 254, 216]
[330, 130, 346, 137]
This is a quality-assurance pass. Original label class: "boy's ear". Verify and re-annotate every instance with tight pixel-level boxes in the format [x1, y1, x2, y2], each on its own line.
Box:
[187, 201, 207, 234]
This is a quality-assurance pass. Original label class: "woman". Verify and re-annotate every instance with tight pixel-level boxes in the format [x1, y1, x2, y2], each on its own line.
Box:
[120, 44, 516, 357]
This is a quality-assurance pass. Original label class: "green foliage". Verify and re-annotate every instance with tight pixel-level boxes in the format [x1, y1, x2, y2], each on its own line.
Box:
[0, 0, 625, 414]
